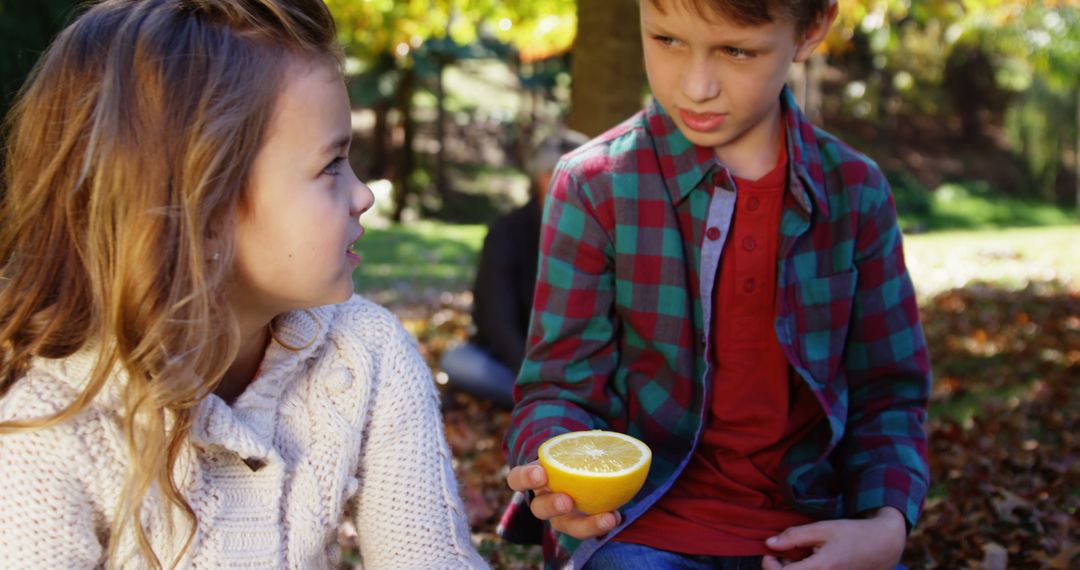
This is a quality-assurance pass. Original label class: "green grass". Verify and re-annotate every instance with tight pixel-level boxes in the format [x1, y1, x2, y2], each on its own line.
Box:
[903, 225, 1080, 296]
[892, 177, 1077, 232]
[350, 218, 1079, 304]
[352, 221, 486, 301]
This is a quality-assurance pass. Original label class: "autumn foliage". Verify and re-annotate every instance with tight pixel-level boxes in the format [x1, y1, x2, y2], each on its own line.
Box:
[390, 281, 1080, 568]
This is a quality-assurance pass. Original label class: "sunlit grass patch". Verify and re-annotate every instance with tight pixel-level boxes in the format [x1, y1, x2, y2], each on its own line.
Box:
[352, 221, 485, 304]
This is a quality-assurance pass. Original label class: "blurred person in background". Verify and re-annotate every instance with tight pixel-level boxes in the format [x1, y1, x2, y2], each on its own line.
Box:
[440, 130, 589, 409]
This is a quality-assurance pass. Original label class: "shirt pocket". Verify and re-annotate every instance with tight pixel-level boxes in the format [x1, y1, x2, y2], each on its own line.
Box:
[793, 269, 858, 386]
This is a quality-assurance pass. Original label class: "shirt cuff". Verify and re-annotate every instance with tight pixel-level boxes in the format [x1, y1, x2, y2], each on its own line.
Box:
[848, 464, 928, 532]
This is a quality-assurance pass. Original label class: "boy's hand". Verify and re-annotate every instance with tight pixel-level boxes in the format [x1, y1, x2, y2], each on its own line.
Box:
[506, 462, 622, 540]
[761, 507, 906, 570]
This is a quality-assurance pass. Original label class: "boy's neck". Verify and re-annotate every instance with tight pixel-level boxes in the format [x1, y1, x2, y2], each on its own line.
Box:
[713, 102, 784, 181]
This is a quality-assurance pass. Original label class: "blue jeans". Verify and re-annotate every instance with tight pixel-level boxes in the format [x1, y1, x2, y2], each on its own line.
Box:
[438, 343, 516, 409]
[583, 542, 762, 570]
[584, 541, 910, 570]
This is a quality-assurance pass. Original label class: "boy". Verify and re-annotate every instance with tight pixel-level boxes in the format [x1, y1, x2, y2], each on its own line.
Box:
[501, 0, 931, 569]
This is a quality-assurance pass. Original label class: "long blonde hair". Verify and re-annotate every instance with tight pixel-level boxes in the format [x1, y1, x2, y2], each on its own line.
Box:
[0, 0, 338, 567]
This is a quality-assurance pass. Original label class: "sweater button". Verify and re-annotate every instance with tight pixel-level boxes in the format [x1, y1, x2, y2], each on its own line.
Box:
[742, 236, 757, 251]
[706, 227, 721, 241]
[327, 367, 354, 393]
[744, 278, 756, 293]
[242, 457, 266, 472]
[747, 197, 760, 211]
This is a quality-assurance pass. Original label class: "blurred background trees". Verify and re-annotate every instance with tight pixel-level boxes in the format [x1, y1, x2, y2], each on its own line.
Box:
[4, 0, 1078, 220]
[0, 0, 80, 120]
[320, 0, 1080, 223]
[324, 0, 577, 220]
[823, 0, 1080, 216]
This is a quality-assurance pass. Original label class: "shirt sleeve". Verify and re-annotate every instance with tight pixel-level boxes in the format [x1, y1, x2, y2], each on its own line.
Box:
[504, 161, 619, 468]
[350, 318, 488, 569]
[0, 426, 105, 568]
[838, 167, 932, 530]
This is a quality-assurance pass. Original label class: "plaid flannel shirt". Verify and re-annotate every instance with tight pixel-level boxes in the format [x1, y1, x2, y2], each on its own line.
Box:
[501, 87, 931, 569]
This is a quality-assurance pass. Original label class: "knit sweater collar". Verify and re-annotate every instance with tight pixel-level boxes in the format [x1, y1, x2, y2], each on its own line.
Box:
[29, 306, 332, 459]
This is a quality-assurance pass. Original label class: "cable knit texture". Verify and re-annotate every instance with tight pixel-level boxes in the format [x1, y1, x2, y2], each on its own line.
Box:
[0, 295, 488, 569]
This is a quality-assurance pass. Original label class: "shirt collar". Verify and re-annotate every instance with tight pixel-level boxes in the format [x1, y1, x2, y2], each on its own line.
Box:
[781, 86, 830, 218]
[645, 98, 720, 205]
[646, 86, 830, 218]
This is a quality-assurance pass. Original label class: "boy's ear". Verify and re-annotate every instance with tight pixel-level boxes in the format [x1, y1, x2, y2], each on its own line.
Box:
[793, 0, 838, 63]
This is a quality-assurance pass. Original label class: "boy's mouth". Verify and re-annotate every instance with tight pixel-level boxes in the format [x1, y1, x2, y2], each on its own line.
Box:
[677, 108, 727, 133]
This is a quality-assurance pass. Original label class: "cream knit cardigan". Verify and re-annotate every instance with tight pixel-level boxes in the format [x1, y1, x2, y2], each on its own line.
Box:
[0, 295, 488, 569]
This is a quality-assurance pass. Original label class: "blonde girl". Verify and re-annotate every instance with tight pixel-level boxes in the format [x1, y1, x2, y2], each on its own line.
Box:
[0, 0, 486, 567]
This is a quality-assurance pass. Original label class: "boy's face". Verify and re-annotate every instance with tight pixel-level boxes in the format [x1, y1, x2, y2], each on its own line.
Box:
[640, 0, 834, 173]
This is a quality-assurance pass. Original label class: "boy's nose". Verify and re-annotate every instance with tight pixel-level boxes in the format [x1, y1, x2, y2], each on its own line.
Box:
[680, 58, 720, 103]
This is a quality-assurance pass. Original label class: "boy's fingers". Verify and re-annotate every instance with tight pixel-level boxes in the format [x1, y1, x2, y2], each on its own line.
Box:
[760, 554, 822, 570]
[528, 492, 574, 520]
[766, 522, 829, 550]
[760, 555, 785, 570]
[550, 510, 621, 541]
[506, 463, 547, 492]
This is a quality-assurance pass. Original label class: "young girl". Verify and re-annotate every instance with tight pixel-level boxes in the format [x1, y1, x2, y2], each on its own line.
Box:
[0, 0, 487, 568]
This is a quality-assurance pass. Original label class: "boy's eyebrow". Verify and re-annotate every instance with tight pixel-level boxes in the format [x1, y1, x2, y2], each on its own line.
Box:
[643, 20, 773, 50]
[640, 18, 671, 35]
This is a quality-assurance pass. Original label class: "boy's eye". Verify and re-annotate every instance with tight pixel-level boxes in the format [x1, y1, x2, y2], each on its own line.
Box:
[653, 35, 681, 48]
[323, 156, 346, 176]
[722, 46, 754, 59]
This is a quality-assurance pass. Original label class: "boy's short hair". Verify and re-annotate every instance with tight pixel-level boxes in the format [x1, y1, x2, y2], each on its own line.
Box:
[646, 0, 830, 33]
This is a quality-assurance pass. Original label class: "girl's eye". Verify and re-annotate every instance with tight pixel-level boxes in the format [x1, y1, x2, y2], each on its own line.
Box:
[323, 156, 346, 176]
[723, 46, 754, 59]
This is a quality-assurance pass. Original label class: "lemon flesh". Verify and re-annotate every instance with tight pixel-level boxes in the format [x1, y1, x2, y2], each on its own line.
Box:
[538, 430, 652, 515]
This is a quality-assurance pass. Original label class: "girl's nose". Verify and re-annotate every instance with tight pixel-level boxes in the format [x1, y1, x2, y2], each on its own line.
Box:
[351, 177, 375, 218]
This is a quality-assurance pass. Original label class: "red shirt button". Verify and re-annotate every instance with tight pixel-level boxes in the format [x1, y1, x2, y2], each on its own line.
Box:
[742, 236, 757, 251]
[747, 197, 760, 211]
[743, 278, 756, 293]
[706, 227, 722, 241]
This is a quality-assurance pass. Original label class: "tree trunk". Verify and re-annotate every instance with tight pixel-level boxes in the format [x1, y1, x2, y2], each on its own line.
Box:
[805, 52, 825, 125]
[365, 52, 396, 180]
[787, 53, 823, 124]
[393, 65, 417, 223]
[369, 100, 391, 179]
[435, 54, 449, 199]
[568, 0, 645, 137]
[512, 57, 530, 172]
[1075, 88, 1079, 217]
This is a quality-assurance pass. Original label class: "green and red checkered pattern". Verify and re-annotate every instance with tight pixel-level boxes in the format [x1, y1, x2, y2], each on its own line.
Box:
[501, 88, 930, 569]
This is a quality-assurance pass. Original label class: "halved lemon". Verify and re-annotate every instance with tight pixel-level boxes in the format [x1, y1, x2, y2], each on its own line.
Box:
[537, 430, 652, 515]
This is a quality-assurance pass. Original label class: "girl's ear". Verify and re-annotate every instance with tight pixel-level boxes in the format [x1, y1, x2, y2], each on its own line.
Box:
[793, 0, 838, 63]
[205, 220, 229, 263]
